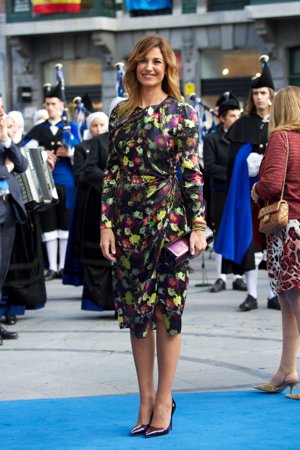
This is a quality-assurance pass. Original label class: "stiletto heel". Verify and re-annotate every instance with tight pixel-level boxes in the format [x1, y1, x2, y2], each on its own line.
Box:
[145, 398, 176, 438]
[130, 423, 150, 436]
[130, 411, 153, 436]
[254, 368, 298, 394]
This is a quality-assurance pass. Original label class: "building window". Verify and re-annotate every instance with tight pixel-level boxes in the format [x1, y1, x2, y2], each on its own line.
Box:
[43, 59, 102, 113]
[289, 47, 300, 86]
[182, 0, 197, 14]
[207, 0, 250, 11]
[200, 49, 261, 111]
[13, 0, 31, 13]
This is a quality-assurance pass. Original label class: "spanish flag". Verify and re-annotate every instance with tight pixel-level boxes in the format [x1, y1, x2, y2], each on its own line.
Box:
[32, 0, 81, 15]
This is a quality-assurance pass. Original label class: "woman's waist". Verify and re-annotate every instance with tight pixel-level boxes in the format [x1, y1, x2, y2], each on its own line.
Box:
[119, 172, 175, 184]
[286, 203, 300, 218]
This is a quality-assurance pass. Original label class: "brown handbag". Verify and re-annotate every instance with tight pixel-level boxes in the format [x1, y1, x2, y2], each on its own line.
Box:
[258, 132, 289, 235]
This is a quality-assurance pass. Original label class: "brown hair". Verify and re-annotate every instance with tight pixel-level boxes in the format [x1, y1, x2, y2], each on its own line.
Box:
[244, 87, 275, 115]
[269, 85, 300, 136]
[118, 34, 181, 118]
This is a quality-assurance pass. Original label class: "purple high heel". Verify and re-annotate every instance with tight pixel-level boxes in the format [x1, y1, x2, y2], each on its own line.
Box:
[145, 399, 176, 438]
[130, 423, 150, 436]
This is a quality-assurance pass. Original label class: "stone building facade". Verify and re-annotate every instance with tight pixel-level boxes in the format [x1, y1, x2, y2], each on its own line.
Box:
[1, 1, 300, 124]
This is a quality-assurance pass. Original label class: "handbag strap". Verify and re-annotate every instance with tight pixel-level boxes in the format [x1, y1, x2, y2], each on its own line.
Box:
[280, 131, 290, 201]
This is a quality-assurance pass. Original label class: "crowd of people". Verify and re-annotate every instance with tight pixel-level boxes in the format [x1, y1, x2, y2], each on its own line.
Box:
[0, 32, 300, 436]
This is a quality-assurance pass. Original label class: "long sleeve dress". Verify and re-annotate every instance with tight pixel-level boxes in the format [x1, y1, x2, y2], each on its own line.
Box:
[101, 97, 206, 338]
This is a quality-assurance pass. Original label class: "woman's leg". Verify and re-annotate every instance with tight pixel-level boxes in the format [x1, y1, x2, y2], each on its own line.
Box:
[130, 329, 156, 425]
[151, 307, 181, 428]
[271, 292, 300, 383]
[285, 288, 300, 333]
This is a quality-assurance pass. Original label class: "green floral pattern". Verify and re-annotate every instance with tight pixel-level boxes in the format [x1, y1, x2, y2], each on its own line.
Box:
[101, 97, 205, 338]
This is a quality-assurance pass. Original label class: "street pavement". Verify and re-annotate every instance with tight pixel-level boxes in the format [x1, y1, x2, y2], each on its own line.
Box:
[0, 252, 282, 401]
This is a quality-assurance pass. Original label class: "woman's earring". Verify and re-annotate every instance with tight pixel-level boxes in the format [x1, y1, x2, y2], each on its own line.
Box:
[268, 99, 272, 106]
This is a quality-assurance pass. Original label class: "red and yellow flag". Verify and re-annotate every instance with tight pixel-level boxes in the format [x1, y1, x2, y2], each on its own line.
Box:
[32, 0, 81, 15]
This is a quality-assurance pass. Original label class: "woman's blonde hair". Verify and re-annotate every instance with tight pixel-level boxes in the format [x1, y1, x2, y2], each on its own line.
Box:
[269, 86, 300, 136]
[118, 34, 181, 118]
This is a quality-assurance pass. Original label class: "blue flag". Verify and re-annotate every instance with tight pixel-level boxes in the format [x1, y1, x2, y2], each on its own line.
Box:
[214, 143, 253, 264]
[125, 0, 172, 11]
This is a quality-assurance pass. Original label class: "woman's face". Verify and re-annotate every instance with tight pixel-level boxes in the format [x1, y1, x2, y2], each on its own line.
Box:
[136, 46, 166, 89]
[89, 117, 107, 136]
[5, 117, 17, 139]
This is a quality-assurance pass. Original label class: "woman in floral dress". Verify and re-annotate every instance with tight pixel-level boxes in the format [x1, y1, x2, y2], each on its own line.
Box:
[100, 34, 207, 437]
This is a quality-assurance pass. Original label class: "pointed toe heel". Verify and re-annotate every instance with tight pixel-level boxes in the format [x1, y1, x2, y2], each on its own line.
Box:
[130, 423, 150, 436]
[145, 399, 176, 439]
[254, 369, 298, 394]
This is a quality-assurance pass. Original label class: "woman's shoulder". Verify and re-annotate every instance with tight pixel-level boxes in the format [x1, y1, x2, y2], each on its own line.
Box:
[162, 97, 196, 120]
[269, 129, 300, 144]
[109, 99, 128, 121]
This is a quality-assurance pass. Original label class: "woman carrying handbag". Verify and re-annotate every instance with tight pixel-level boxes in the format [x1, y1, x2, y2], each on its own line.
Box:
[100, 34, 207, 436]
[251, 86, 300, 400]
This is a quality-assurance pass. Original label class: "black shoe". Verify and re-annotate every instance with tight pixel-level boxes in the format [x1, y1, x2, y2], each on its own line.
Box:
[232, 279, 247, 291]
[239, 295, 258, 311]
[4, 314, 17, 325]
[268, 296, 281, 310]
[58, 269, 64, 279]
[209, 278, 226, 293]
[0, 325, 19, 340]
[45, 270, 58, 281]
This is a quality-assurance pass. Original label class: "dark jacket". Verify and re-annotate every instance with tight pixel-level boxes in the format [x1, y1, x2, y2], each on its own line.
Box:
[81, 133, 109, 194]
[0, 141, 28, 223]
[203, 126, 228, 191]
[73, 138, 93, 186]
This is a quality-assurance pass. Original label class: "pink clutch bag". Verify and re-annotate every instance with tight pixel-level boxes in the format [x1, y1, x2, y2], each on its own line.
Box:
[161, 227, 214, 267]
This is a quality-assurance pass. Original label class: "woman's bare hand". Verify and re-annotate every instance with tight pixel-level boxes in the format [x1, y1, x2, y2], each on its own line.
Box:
[100, 228, 117, 263]
[189, 229, 207, 258]
[251, 183, 259, 204]
[4, 157, 14, 173]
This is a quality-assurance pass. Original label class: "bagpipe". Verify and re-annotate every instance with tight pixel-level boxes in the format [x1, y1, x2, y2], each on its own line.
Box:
[55, 63, 74, 149]
[114, 62, 125, 98]
[189, 92, 217, 168]
[73, 96, 90, 140]
[189, 93, 217, 142]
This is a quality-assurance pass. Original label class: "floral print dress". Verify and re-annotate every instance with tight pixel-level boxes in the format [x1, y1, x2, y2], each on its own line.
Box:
[101, 97, 205, 338]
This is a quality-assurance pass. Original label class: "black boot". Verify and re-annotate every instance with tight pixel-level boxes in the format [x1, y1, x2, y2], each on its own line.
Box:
[4, 314, 17, 325]
[0, 325, 19, 340]
[209, 278, 226, 293]
[45, 270, 59, 281]
[239, 295, 258, 311]
[268, 296, 281, 310]
[232, 279, 247, 291]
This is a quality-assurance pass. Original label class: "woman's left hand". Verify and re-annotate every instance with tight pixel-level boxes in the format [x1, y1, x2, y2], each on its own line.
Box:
[251, 183, 259, 204]
[189, 229, 207, 258]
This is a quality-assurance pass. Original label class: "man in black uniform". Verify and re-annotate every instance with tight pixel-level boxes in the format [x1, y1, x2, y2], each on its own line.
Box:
[24, 82, 79, 281]
[215, 56, 280, 311]
[0, 93, 28, 343]
[203, 91, 247, 293]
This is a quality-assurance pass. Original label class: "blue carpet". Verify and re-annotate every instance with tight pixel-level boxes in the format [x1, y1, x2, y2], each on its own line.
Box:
[0, 390, 299, 450]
